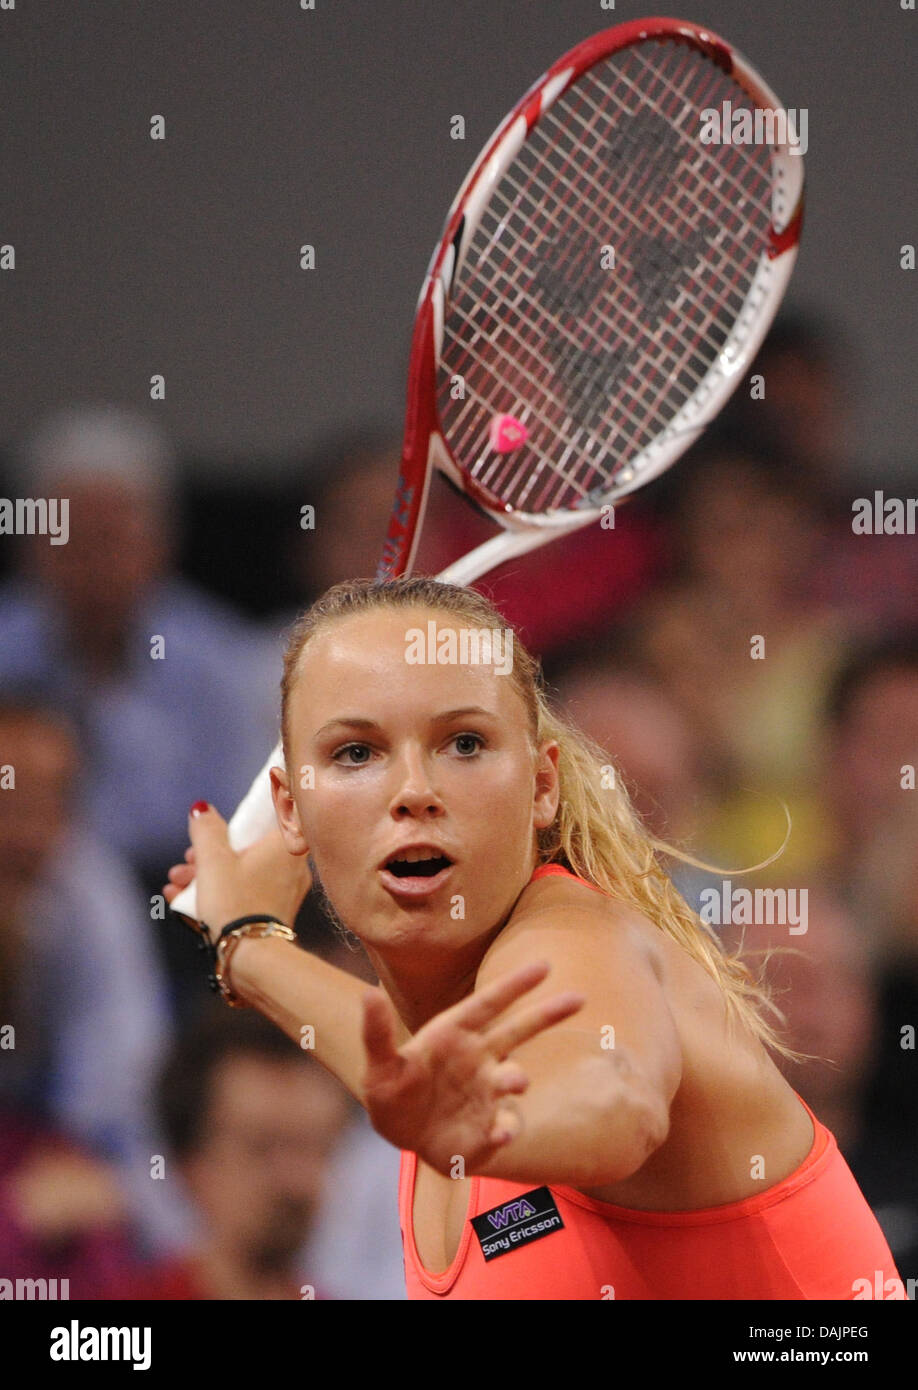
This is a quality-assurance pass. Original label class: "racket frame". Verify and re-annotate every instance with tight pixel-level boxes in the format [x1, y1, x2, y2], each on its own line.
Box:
[378, 15, 805, 586]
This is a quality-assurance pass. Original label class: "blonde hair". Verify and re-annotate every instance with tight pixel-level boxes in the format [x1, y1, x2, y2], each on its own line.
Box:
[281, 577, 798, 1061]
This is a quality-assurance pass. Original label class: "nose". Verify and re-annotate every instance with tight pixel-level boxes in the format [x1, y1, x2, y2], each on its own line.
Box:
[272, 1148, 321, 1204]
[388, 743, 445, 820]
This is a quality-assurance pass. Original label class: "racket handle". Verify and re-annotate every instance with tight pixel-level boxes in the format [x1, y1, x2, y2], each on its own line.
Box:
[169, 740, 286, 922]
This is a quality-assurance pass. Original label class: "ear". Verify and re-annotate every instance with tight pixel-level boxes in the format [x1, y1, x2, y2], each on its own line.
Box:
[532, 740, 560, 830]
[270, 764, 310, 856]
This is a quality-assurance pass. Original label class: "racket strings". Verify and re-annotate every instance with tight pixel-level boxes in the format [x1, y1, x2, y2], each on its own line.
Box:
[518, 43, 772, 452]
[562, 60, 769, 325]
[437, 38, 775, 513]
[489, 48, 769, 506]
[608, 47, 775, 212]
[440, 47, 746, 501]
[461, 136, 753, 447]
[510, 48, 765, 400]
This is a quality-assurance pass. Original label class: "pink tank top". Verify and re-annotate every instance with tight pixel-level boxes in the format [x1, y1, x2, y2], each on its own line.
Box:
[398, 863, 901, 1299]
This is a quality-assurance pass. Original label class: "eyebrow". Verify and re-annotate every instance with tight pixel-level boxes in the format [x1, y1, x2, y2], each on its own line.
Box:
[313, 706, 498, 738]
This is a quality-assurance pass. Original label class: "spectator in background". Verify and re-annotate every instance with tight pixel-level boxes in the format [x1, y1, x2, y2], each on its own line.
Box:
[716, 313, 917, 628]
[819, 633, 918, 1280]
[0, 693, 184, 1252]
[822, 631, 918, 961]
[627, 446, 851, 875]
[126, 1009, 355, 1300]
[550, 655, 723, 916]
[282, 433, 399, 610]
[551, 657, 716, 845]
[0, 404, 279, 890]
[0, 1105, 141, 1300]
[714, 314, 852, 494]
[0, 688, 403, 1297]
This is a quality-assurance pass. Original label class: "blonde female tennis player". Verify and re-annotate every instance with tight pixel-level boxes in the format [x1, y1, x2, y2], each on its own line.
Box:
[164, 577, 900, 1300]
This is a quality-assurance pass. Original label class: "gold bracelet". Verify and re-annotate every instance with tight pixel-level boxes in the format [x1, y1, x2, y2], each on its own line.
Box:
[215, 920, 297, 1008]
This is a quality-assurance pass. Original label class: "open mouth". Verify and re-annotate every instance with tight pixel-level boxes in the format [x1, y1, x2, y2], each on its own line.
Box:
[384, 854, 453, 879]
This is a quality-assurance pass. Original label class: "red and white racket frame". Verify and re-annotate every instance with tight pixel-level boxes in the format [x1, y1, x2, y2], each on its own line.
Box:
[171, 17, 804, 921]
[378, 15, 804, 589]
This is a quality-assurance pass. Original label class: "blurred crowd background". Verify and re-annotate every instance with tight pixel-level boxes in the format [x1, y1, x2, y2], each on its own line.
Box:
[0, 314, 916, 1299]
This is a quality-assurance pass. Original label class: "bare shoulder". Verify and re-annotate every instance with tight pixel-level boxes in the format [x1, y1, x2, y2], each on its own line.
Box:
[478, 870, 665, 986]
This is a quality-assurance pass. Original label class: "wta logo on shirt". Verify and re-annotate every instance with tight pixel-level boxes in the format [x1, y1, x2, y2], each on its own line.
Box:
[472, 1187, 564, 1261]
[487, 1197, 537, 1229]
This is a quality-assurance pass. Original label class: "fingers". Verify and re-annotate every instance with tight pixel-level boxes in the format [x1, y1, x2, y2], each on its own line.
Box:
[451, 960, 551, 1033]
[489, 1105, 523, 1146]
[187, 803, 236, 877]
[483, 1068, 527, 1145]
[488, 1060, 529, 1097]
[485, 990, 586, 1060]
[162, 861, 195, 905]
[166, 863, 195, 888]
[187, 801, 230, 851]
[161, 849, 196, 907]
[361, 990, 402, 1068]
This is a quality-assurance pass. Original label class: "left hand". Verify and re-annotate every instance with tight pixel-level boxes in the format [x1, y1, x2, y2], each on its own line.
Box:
[360, 961, 584, 1175]
[163, 804, 312, 944]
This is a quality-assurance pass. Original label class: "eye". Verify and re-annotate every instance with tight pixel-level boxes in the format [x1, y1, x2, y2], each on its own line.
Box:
[332, 742, 373, 766]
[451, 732, 484, 756]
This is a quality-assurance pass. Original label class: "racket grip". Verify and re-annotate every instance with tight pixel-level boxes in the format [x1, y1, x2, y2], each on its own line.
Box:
[169, 740, 286, 922]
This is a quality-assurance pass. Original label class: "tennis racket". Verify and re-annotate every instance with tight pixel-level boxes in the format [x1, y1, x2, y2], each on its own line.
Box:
[171, 15, 804, 920]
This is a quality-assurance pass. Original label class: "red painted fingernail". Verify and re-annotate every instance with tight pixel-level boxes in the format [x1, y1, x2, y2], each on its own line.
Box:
[190, 801, 209, 817]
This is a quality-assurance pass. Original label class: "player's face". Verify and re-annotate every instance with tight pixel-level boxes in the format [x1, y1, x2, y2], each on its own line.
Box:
[281, 607, 558, 955]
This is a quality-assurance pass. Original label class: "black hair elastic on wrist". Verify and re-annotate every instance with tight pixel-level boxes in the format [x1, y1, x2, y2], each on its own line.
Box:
[189, 921, 219, 994]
